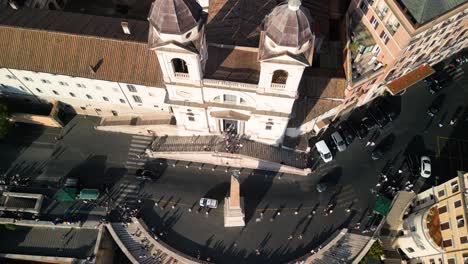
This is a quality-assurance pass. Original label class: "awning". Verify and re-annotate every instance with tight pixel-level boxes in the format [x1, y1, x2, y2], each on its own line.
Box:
[79, 189, 100, 200]
[56, 188, 77, 202]
[210, 110, 250, 121]
[386, 64, 435, 95]
[373, 194, 392, 216]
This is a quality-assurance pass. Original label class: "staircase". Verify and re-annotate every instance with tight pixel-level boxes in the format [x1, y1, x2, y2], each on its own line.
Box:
[151, 135, 308, 169]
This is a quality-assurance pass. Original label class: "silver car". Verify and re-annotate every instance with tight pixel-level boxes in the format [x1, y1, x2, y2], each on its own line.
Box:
[199, 198, 218, 209]
[331, 132, 347, 152]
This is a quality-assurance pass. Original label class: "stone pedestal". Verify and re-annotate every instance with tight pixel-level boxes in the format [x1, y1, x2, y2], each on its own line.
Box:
[224, 175, 245, 227]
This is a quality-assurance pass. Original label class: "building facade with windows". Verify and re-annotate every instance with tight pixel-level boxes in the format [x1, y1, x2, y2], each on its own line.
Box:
[341, 0, 467, 112]
[393, 171, 468, 264]
[0, 0, 346, 146]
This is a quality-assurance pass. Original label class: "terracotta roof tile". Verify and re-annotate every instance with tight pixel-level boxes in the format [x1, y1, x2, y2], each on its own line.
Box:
[0, 8, 164, 87]
[386, 64, 434, 95]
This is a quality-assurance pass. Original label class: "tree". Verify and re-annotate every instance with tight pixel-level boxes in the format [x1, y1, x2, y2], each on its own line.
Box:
[0, 101, 11, 138]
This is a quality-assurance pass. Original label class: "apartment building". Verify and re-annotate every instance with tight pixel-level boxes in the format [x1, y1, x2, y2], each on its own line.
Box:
[392, 171, 468, 264]
[342, 0, 467, 112]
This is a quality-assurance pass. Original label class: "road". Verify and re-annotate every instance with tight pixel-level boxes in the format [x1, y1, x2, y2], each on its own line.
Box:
[0, 57, 466, 263]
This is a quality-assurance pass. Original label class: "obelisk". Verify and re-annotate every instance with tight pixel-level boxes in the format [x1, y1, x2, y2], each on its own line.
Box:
[224, 170, 245, 227]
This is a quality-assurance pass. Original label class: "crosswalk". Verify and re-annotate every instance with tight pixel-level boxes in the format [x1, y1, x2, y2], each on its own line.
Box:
[125, 135, 153, 171]
[110, 135, 154, 208]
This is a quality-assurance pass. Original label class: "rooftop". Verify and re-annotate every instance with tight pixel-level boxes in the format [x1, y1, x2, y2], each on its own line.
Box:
[205, 45, 260, 84]
[0, 8, 164, 87]
[399, 0, 468, 24]
[206, 0, 332, 47]
[0, 225, 98, 259]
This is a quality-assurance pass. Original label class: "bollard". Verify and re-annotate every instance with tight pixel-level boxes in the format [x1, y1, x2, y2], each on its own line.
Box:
[199, 167, 202, 170]
[277, 212, 281, 216]
[171, 205, 175, 209]
[172, 164, 176, 167]
[188, 208, 192, 212]
[154, 202, 158, 207]
[205, 211, 209, 215]
[211, 168, 215, 171]
[294, 211, 298, 215]
[185, 165, 189, 168]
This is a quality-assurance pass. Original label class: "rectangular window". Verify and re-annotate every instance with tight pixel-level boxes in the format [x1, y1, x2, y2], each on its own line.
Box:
[368, 78, 377, 85]
[188, 116, 195, 122]
[461, 236, 468, 244]
[447, 258, 456, 264]
[223, 94, 237, 104]
[438, 205, 447, 214]
[127, 84, 137, 92]
[24, 77, 33, 82]
[438, 190, 445, 197]
[442, 239, 453, 247]
[103, 97, 109, 102]
[370, 16, 379, 29]
[265, 125, 272, 130]
[6, 75, 15, 79]
[359, 1, 368, 13]
[454, 200, 462, 208]
[76, 83, 86, 88]
[451, 181, 459, 193]
[132, 95, 142, 103]
[457, 215, 465, 228]
[41, 79, 51, 84]
[440, 222, 450, 230]
[380, 31, 389, 44]
[59, 81, 69, 86]
[406, 247, 414, 253]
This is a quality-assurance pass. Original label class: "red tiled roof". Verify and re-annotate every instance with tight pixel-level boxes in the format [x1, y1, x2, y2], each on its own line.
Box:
[386, 64, 435, 95]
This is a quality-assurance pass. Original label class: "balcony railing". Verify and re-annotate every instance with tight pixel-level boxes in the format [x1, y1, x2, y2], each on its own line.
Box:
[203, 78, 258, 91]
[376, 8, 388, 20]
[386, 23, 400, 35]
[174, 72, 189, 79]
[271, 83, 286, 89]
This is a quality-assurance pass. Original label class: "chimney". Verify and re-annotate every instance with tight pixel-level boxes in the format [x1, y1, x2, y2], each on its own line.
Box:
[121, 21, 131, 35]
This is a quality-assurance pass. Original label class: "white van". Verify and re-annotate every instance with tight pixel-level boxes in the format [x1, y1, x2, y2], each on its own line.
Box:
[315, 140, 333, 163]
[331, 132, 347, 152]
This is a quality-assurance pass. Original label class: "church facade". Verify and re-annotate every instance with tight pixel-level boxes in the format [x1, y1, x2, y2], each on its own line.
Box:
[0, 0, 337, 146]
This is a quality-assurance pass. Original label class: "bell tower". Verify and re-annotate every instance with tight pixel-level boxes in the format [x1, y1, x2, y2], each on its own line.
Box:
[257, 0, 315, 97]
[148, 0, 207, 86]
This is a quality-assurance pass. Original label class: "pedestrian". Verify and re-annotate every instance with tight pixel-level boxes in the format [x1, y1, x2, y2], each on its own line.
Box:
[255, 249, 261, 256]
[288, 235, 293, 240]
[298, 234, 303, 240]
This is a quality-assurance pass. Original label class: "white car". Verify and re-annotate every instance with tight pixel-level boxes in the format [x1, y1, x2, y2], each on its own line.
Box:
[315, 140, 333, 163]
[420, 156, 431, 178]
[199, 198, 218, 209]
[331, 132, 347, 152]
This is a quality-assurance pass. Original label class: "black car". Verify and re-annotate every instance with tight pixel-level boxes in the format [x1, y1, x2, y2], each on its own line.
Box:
[361, 116, 377, 131]
[428, 82, 444, 94]
[357, 123, 369, 139]
[135, 169, 157, 180]
[338, 121, 356, 145]
[427, 95, 445, 117]
[371, 149, 384, 160]
[450, 106, 464, 125]
[368, 107, 389, 128]
[373, 97, 397, 121]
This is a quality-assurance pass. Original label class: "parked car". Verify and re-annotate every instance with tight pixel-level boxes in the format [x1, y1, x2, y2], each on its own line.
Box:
[135, 169, 156, 180]
[199, 198, 218, 209]
[450, 106, 464, 126]
[357, 123, 369, 139]
[427, 95, 445, 117]
[338, 121, 357, 144]
[437, 112, 448, 127]
[374, 97, 397, 121]
[368, 107, 389, 128]
[371, 149, 384, 160]
[315, 140, 333, 163]
[361, 117, 377, 131]
[331, 132, 347, 152]
[420, 156, 431, 178]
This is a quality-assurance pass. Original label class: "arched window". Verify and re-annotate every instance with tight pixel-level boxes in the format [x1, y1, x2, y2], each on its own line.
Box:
[172, 58, 188, 74]
[272, 70, 288, 85]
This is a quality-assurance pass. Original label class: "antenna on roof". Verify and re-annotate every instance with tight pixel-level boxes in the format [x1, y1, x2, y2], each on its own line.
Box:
[121, 21, 131, 35]
[288, 0, 301, 11]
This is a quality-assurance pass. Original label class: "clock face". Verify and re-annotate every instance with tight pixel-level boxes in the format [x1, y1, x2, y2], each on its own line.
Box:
[176, 90, 191, 98]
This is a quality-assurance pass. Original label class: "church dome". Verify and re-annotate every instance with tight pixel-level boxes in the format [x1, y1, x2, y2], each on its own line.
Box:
[148, 0, 203, 35]
[264, 0, 314, 48]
